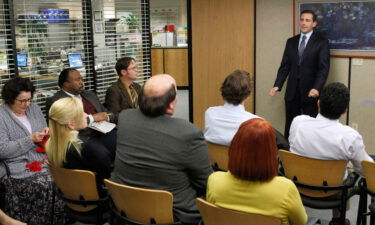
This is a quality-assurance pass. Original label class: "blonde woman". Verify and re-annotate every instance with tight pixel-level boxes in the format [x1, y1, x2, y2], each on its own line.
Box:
[46, 97, 111, 195]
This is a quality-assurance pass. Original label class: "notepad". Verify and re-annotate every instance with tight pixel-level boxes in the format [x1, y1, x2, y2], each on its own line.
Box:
[88, 121, 116, 134]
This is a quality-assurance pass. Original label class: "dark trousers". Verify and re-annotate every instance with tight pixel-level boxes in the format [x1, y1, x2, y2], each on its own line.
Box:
[86, 128, 117, 161]
[284, 86, 318, 139]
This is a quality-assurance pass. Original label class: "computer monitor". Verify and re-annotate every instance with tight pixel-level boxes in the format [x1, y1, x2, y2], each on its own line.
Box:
[68, 54, 83, 68]
[17, 54, 28, 67]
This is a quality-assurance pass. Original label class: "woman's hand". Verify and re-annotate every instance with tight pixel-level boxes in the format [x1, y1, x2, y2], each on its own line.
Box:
[30, 127, 49, 143]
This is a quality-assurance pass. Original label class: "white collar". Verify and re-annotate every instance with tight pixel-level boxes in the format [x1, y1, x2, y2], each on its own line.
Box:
[63, 89, 81, 99]
[223, 103, 245, 111]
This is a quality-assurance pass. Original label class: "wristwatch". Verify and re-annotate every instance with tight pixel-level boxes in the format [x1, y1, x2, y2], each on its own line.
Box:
[86, 116, 90, 124]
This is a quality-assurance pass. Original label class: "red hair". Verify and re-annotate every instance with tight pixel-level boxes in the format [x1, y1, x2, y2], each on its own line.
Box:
[228, 118, 277, 182]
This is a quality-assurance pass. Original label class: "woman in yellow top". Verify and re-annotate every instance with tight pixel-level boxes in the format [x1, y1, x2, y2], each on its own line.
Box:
[206, 118, 307, 225]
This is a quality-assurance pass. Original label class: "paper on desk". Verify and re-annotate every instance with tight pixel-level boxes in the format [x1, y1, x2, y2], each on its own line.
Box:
[360, 99, 375, 106]
[89, 121, 116, 134]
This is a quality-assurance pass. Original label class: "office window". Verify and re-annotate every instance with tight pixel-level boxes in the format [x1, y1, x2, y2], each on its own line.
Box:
[0, 0, 16, 100]
[13, 0, 94, 111]
[93, 0, 151, 101]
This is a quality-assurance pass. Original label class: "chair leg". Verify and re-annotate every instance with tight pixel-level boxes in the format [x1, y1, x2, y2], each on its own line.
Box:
[357, 191, 367, 225]
[363, 195, 369, 225]
[357, 193, 363, 225]
[340, 189, 348, 225]
[371, 199, 375, 225]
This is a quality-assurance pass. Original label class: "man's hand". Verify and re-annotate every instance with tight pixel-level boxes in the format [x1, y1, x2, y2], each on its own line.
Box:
[269, 87, 279, 97]
[308, 89, 319, 98]
[93, 112, 108, 122]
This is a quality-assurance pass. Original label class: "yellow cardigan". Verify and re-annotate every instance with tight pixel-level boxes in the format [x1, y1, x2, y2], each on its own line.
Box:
[207, 171, 307, 225]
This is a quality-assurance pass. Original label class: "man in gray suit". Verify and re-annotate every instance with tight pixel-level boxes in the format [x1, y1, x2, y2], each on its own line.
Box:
[113, 74, 213, 225]
[46, 68, 116, 161]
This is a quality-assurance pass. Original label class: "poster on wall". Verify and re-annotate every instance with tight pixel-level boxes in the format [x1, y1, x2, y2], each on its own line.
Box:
[295, 0, 375, 57]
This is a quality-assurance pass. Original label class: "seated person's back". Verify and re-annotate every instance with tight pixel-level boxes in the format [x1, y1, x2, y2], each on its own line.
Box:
[207, 119, 307, 225]
[289, 82, 373, 175]
[204, 70, 288, 149]
[46, 97, 111, 195]
[113, 74, 213, 225]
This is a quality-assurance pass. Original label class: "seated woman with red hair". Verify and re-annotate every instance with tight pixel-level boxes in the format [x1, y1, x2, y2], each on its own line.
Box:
[206, 118, 307, 225]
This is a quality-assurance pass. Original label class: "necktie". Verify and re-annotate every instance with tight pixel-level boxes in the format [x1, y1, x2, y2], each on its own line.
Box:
[298, 35, 306, 64]
[129, 84, 138, 108]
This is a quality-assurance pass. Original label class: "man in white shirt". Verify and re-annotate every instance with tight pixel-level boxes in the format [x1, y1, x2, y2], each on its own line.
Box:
[289, 82, 373, 225]
[204, 70, 289, 149]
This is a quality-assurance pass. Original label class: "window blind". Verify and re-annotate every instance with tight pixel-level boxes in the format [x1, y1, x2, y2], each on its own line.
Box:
[0, 0, 16, 104]
[13, 0, 94, 112]
[93, 0, 151, 101]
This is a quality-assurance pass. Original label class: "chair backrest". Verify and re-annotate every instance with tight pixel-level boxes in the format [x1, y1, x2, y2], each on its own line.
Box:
[362, 160, 375, 193]
[47, 162, 100, 212]
[104, 179, 175, 224]
[196, 198, 281, 225]
[206, 142, 229, 171]
[279, 150, 347, 197]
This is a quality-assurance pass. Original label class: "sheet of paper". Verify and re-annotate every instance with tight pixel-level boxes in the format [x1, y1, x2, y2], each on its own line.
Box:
[88, 121, 116, 133]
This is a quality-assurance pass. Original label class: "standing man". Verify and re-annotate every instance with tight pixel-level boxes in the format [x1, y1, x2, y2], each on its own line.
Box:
[105, 57, 142, 123]
[269, 9, 330, 138]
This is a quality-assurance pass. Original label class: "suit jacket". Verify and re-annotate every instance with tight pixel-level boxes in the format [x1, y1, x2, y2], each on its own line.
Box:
[274, 31, 330, 102]
[46, 90, 114, 138]
[104, 79, 142, 123]
[113, 109, 213, 224]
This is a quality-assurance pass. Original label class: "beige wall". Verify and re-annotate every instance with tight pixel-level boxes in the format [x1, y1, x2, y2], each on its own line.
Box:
[255, 0, 375, 154]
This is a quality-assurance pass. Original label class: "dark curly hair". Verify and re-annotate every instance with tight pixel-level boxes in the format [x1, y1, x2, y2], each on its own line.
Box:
[319, 82, 349, 120]
[1, 77, 35, 105]
[221, 70, 251, 105]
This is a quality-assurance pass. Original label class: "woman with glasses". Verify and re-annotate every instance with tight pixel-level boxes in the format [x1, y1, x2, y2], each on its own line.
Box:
[0, 77, 63, 224]
[206, 118, 307, 225]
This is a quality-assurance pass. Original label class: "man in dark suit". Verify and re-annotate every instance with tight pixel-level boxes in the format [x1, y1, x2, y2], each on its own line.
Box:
[46, 68, 116, 161]
[113, 74, 213, 225]
[269, 9, 330, 138]
[105, 57, 142, 123]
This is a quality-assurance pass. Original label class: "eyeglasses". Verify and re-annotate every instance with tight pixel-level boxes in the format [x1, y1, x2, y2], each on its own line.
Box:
[15, 98, 32, 104]
[127, 66, 138, 71]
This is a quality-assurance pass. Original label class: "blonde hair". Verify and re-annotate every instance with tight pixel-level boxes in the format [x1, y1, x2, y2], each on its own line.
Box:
[46, 97, 84, 167]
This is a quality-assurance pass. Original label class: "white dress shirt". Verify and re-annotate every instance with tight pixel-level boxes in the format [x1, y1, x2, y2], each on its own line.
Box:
[289, 114, 373, 175]
[204, 103, 261, 146]
[299, 30, 313, 47]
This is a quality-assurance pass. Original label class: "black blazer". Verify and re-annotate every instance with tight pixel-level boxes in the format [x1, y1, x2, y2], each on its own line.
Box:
[274, 31, 330, 102]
